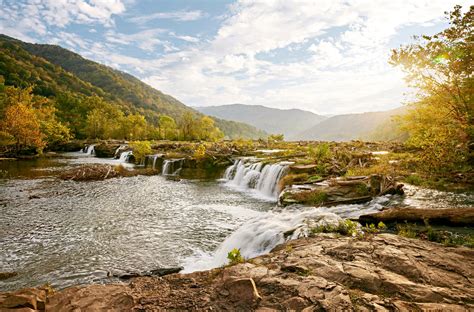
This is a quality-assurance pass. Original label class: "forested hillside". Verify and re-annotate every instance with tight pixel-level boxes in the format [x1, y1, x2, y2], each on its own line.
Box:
[0, 34, 266, 145]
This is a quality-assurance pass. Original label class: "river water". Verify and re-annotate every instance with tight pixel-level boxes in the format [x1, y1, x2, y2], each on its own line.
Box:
[0, 152, 472, 291]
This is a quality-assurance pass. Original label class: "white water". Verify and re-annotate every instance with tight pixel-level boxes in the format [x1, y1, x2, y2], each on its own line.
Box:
[183, 194, 398, 273]
[184, 207, 342, 272]
[118, 151, 133, 163]
[224, 159, 290, 200]
[151, 155, 160, 170]
[114, 145, 128, 158]
[162, 159, 183, 175]
[82, 144, 95, 155]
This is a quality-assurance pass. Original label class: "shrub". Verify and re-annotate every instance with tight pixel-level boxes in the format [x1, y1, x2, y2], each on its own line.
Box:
[227, 248, 244, 265]
[309, 143, 332, 162]
[312, 220, 360, 237]
[130, 141, 152, 164]
[193, 144, 206, 160]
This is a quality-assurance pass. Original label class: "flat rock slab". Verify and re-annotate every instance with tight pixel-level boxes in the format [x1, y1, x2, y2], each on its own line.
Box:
[1, 234, 473, 311]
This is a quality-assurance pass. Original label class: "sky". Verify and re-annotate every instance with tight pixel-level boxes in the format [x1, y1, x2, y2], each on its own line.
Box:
[0, 0, 470, 115]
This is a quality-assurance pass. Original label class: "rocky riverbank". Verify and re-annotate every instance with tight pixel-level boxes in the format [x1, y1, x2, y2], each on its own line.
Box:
[1, 233, 473, 311]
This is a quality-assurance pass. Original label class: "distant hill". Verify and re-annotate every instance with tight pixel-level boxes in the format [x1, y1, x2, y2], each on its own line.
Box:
[293, 107, 407, 141]
[195, 104, 326, 138]
[0, 34, 266, 139]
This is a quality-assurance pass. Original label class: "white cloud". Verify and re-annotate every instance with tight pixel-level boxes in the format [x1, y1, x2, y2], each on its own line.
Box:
[105, 28, 167, 52]
[0, 0, 125, 38]
[1, 0, 471, 115]
[138, 0, 470, 114]
[128, 10, 205, 24]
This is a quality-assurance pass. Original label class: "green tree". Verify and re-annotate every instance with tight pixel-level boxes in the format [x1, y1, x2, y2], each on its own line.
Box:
[35, 104, 72, 145]
[179, 112, 198, 140]
[129, 141, 152, 164]
[390, 5, 473, 170]
[198, 116, 224, 142]
[158, 115, 177, 140]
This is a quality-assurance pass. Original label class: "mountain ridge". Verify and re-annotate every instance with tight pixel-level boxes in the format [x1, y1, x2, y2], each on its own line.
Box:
[196, 103, 406, 141]
[0, 34, 267, 139]
[195, 103, 326, 138]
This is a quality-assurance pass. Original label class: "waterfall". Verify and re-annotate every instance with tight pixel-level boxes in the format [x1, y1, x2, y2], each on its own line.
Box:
[256, 163, 289, 198]
[152, 155, 159, 170]
[114, 145, 128, 159]
[162, 159, 183, 175]
[82, 144, 95, 155]
[118, 151, 132, 163]
[224, 159, 289, 200]
[183, 208, 342, 272]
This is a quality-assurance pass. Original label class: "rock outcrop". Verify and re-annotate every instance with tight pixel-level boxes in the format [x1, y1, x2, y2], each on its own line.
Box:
[279, 175, 404, 207]
[1, 233, 473, 311]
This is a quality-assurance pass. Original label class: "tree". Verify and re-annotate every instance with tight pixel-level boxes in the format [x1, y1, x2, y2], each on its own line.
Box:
[179, 112, 198, 140]
[390, 5, 473, 170]
[198, 116, 224, 142]
[158, 115, 177, 140]
[35, 104, 71, 145]
[85, 108, 109, 139]
[129, 141, 152, 164]
[1, 102, 44, 153]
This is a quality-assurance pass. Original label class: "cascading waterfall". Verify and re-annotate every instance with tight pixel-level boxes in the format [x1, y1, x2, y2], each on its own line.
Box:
[183, 208, 342, 272]
[82, 144, 95, 155]
[224, 159, 290, 200]
[162, 159, 183, 175]
[118, 151, 133, 163]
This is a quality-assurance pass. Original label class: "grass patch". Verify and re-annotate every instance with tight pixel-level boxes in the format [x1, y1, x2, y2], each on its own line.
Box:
[311, 220, 360, 237]
[396, 222, 474, 248]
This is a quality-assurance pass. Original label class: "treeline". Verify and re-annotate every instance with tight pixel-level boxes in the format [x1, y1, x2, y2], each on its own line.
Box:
[0, 81, 223, 154]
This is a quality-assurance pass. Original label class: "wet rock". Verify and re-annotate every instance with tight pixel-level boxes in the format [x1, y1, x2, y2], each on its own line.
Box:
[0, 272, 18, 280]
[359, 207, 474, 227]
[113, 267, 183, 280]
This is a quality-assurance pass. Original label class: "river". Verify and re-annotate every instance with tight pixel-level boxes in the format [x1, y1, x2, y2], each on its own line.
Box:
[0, 152, 472, 291]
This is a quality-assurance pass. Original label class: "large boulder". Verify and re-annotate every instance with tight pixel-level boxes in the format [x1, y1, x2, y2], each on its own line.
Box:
[94, 143, 122, 158]
[279, 174, 404, 207]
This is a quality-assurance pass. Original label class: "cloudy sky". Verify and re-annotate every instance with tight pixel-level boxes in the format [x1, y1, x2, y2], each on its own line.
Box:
[0, 0, 469, 114]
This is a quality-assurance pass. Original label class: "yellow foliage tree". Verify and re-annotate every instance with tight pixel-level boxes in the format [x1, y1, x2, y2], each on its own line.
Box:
[1, 103, 45, 153]
[390, 5, 473, 171]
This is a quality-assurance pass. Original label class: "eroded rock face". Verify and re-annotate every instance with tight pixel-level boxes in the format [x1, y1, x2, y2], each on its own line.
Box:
[279, 174, 404, 207]
[1, 233, 472, 311]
